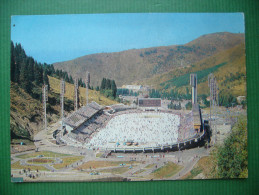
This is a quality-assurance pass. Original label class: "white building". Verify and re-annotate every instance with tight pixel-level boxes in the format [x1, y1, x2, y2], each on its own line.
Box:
[121, 85, 143, 91]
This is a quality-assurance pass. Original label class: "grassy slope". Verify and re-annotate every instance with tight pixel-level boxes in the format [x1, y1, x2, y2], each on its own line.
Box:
[11, 161, 49, 171]
[10, 76, 118, 140]
[151, 162, 183, 179]
[77, 161, 139, 170]
[10, 83, 48, 138]
[16, 151, 71, 159]
[180, 156, 214, 180]
[48, 76, 117, 106]
[53, 156, 84, 169]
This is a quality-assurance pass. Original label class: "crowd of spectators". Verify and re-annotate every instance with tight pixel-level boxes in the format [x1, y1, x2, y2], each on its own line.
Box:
[89, 112, 180, 147]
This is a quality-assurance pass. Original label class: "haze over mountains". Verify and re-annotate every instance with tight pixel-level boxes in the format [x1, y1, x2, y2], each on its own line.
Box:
[54, 32, 245, 95]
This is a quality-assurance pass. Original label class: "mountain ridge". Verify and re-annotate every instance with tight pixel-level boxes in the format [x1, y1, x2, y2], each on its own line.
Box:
[53, 32, 244, 88]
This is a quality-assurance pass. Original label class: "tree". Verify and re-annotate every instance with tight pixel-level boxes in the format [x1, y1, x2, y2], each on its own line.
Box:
[10, 41, 15, 82]
[20, 59, 32, 93]
[27, 57, 35, 82]
[105, 79, 111, 89]
[111, 80, 117, 98]
[219, 91, 237, 107]
[47, 64, 55, 76]
[35, 65, 43, 85]
[69, 75, 74, 84]
[64, 73, 69, 82]
[185, 102, 192, 110]
[200, 94, 210, 107]
[216, 117, 247, 178]
[13, 44, 24, 83]
[100, 78, 106, 90]
[43, 70, 49, 86]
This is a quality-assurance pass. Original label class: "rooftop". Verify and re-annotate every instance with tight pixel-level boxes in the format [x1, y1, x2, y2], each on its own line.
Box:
[63, 102, 102, 128]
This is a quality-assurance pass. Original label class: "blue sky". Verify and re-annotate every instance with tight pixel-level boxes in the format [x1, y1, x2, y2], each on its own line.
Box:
[11, 13, 245, 64]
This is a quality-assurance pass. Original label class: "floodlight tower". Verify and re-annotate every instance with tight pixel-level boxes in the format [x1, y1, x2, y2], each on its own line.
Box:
[74, 78, 79, 111]
[208, 73, 214, 125]
[60, 79, 65, 131]
[42, 84, 48, 130]
[190, 74, 197, 105]
[208, 73, 218, 144]
[86, 72, 90, 105]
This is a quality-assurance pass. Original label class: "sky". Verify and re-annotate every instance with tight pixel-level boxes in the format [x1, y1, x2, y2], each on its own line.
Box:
[11, 13, 245, 64]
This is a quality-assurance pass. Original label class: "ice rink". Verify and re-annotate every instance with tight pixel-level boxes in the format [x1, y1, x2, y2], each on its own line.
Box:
[89, 112, 180, 147]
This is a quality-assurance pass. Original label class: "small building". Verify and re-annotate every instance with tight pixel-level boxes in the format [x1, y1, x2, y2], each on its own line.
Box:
[237, 96, 246, 104]
[121, 85, 142, 92]
[138, 98, 162, 108]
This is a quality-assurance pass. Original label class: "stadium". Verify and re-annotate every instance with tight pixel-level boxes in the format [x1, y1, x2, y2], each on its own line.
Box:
[56, 95, 206, 153]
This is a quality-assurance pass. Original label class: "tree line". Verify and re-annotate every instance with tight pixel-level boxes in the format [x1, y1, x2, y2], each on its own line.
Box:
[10, 41, 87, 96]
[99, 78, 117, 99]
[116, 88, 139, 96]
[11, 41, 49, 94]
[149, 88, 192, 100]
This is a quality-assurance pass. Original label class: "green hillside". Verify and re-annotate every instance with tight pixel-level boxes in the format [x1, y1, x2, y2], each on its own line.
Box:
[161, 62, 226, 89]
[139, 43, 246, 98]
[48, 76, 118, 106]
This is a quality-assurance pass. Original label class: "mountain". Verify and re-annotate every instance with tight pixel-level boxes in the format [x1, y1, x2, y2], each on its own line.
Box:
[53, 32, 245, 87]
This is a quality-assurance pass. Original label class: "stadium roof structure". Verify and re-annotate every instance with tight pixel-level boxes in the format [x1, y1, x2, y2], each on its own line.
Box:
[63, 102, 102, 129]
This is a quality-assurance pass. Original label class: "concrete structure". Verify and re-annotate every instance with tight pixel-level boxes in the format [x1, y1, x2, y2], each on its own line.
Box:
[42, 84, 48, 130]
[192, 104, 203, 133]
[86, 72, 90, 105]
[74, 78, 79, 111]
[60, 80, 65, 133]
[190, 74, 197, 105]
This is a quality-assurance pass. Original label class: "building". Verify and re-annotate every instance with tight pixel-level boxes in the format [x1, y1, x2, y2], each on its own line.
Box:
[121, 85, 142, 92]
[138, 98, 162, 108]
[237, 96, 246, 104]
[190, 74, 197, 105]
